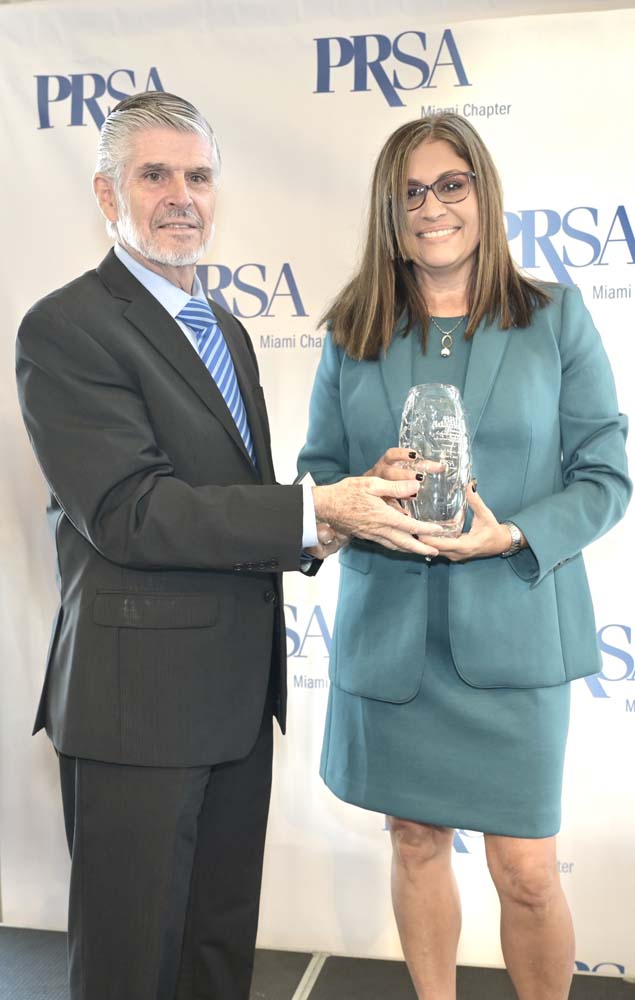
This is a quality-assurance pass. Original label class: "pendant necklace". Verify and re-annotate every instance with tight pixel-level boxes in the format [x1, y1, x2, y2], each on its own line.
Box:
[429, 315, 467, 358]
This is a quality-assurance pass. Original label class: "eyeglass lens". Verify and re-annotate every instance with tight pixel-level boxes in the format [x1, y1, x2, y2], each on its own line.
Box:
[406, 172, 473, 211]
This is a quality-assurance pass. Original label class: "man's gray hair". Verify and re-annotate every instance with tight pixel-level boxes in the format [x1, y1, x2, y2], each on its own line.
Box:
[95, 90, 221, 191]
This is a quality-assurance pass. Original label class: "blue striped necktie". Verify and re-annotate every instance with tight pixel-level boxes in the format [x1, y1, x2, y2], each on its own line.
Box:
[177, 297, 256, 464]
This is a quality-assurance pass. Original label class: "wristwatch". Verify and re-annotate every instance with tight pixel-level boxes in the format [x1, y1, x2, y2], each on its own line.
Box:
[500, 521, 523, 558]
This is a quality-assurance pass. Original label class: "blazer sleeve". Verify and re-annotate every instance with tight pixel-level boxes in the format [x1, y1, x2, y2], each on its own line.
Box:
[297, 333, 350, 484]
[16, 301, 304, 572]
[508, 285, 631, 585]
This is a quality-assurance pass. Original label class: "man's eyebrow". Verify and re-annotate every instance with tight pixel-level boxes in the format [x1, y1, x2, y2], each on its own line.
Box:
[136, 161, 169, 172]
[135, 162, 213, 175]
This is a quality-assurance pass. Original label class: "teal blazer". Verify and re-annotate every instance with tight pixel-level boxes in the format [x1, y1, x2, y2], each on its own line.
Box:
[298, 284, 631, 700]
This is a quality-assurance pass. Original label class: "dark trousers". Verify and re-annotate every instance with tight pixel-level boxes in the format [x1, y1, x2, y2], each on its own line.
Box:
[58, 711, 273, 1000]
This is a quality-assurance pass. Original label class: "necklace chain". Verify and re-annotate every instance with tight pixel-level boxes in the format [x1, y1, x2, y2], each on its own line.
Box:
[429, 315, 467, 358]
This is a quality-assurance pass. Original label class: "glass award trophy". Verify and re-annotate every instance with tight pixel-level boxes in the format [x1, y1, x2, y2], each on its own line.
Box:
[399, 383, 472, 537]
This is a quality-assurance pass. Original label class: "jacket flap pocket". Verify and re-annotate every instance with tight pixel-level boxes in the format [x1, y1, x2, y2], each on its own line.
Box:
[94, 592, 218, 629]
[339, 543, 423, 575]
[339, 545, 372, 574]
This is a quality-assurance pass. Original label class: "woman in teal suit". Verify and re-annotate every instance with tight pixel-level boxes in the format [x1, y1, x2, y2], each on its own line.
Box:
[298, 114, 630, 1000]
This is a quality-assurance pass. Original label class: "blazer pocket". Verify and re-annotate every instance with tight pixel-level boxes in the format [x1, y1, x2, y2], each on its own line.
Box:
[93, 592, 218, 629]
[339, 543, 423, 575]
[448, 561, 567, 688]
[338, 545, 371, 574]
[330, 554, 426, 702]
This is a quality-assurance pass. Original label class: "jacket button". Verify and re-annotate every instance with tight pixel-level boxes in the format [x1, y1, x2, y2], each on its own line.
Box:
[264, 590, 277, 603]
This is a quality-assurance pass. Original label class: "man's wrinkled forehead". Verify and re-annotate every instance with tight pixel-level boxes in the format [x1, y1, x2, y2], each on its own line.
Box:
[119, 126, 214, 177]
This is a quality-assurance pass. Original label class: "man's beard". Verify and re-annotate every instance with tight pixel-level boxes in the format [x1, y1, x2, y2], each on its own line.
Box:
[116, 202, 212, 267]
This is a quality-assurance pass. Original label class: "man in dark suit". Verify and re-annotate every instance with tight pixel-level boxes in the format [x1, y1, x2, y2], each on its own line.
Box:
[15, 91, 432, 1000]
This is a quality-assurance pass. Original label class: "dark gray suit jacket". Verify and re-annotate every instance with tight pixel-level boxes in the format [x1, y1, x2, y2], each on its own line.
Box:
[16, 249, 304, 767]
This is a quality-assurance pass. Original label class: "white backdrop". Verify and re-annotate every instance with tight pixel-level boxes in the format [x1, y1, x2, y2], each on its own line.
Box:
[1, 0, 633, 980]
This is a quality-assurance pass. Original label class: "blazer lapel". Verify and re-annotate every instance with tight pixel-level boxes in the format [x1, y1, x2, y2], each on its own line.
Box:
[97, 250, 259, 476]
[378, 327, 415, 442]
[210, 306, 275, 483]
[462, 320, 511, 442]
[377, 315, 511, 447]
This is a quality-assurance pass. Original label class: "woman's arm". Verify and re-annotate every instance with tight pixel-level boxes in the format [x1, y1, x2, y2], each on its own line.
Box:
[423, 286, 631, 579]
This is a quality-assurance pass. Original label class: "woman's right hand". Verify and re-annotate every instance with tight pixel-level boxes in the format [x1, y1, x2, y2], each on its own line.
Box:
[364, 447, 443, 482]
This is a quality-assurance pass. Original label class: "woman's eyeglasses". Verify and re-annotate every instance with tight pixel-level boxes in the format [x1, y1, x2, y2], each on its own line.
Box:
[406, 171, 476, 212]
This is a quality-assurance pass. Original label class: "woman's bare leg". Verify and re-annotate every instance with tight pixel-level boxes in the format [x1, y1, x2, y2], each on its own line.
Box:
[485, 834, 574, 1000]
[389, 818, 460, 1000]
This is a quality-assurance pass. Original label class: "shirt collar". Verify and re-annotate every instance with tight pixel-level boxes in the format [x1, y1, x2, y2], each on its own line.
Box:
[114, 243, 207, 318]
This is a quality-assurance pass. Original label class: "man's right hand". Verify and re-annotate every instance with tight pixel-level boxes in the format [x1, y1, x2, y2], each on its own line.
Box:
[312, 477, 442, 557]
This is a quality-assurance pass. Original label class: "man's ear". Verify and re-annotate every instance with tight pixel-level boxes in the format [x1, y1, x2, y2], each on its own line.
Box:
[93, 174, 119, 224]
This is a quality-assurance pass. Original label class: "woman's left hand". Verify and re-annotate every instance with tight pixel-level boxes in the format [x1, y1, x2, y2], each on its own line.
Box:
[418, 485, 522, 562]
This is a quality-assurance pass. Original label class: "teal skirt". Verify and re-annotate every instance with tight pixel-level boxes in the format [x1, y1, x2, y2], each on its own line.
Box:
[320, 559, 570, 838]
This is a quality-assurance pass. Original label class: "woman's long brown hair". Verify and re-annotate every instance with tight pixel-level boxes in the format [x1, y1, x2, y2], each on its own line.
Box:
[321, 114, 550, 360]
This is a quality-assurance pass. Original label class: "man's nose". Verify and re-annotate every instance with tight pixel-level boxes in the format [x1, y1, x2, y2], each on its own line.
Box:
[165, 173, 192, 207]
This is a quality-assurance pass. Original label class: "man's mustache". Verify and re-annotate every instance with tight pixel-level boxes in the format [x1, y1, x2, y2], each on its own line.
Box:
[155, 209, 203, 229]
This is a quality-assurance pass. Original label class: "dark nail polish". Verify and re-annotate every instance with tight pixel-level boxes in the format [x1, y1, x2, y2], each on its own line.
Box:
[416, 473, 424, 482]
[408, 451, 416, 459]
[472, 482, 477, 492]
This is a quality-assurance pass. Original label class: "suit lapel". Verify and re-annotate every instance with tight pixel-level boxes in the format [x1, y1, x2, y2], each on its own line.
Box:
[97, 250, 260, 477]
[462, 320, 511, 442]
[377, 316, 511, 446]
[210, 305, 275, 482]
[378, 328, 415, 441]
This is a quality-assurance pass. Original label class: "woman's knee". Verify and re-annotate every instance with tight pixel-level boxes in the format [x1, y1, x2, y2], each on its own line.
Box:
[486, 837, 559, 910]
[388, 818, 454, 870]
